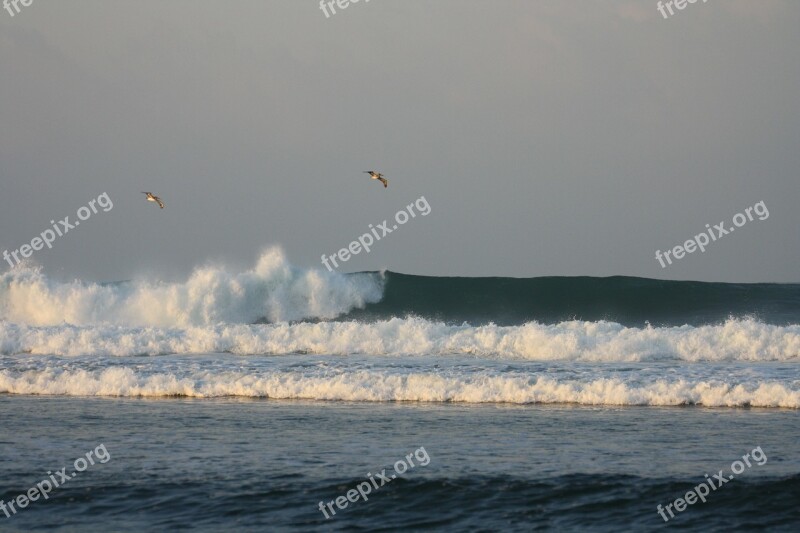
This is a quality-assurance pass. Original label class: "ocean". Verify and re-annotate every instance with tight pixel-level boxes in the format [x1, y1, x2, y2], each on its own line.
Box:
[1, 248, 798, 531]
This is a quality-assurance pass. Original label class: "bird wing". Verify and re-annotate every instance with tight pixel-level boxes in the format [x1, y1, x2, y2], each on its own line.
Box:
[380, 177, 388, 188]
[156, 198, 164, 208]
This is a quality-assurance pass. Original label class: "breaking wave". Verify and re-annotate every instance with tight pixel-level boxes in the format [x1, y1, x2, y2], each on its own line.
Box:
[2, 249, 798, 408]
[1, 366, 797, 407]
[1, 317, 798, 361]
[0, 247, 383, 327]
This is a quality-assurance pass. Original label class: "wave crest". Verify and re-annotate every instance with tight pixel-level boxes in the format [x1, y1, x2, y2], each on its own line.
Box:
[0, 247, 384, 327]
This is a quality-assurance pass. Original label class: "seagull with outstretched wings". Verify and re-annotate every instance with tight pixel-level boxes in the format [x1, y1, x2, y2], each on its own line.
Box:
[364, 171, 388, 188]
[142, 192, 165, 209]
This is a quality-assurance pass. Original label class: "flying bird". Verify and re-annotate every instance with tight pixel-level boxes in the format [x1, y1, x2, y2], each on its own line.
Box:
[364, 171, 388, 188]
[142, 192, 165, 209]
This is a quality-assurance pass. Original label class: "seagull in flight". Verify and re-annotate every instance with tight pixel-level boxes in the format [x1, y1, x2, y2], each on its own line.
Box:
[364, 171, 388, 188]
[141, 192, 165, 209]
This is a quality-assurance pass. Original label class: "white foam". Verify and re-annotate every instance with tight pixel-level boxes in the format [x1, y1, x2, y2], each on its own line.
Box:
[1, 367, 797, 407]
[0, 247, 383, 327]
[0, 317, 798, 361]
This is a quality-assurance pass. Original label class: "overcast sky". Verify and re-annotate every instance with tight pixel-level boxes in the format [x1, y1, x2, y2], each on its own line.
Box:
[1, 0, 798, 283]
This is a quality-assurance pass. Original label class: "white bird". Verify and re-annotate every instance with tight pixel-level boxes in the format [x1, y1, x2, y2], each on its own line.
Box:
[364, 171, 388, 188]
[141, 192, 165, 209]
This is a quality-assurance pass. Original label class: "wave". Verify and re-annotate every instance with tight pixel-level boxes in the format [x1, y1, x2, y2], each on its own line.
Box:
[339, 272, 800, 326]
[1, 366, 797, 407]
[0, 247, 383, 327]
[2, 250, 799, 328]
[1, 317, 798, 361]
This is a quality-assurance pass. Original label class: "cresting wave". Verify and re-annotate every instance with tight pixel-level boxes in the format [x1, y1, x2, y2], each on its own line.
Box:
[1, 318, 799, 361]
[0, 248, 383, 327]
[1, 367, 797, 407]
[2, 249, 799, 328]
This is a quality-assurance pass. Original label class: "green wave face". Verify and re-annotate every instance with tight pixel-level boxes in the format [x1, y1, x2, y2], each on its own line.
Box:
[341, 273, 800, 327]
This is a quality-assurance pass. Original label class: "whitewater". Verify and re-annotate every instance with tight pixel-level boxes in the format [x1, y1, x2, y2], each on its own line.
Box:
[1, 248, 798, 406]
[0, 248, 384, 327]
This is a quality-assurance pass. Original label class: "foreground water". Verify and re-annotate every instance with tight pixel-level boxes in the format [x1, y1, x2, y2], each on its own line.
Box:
[0, 395, 798, 531]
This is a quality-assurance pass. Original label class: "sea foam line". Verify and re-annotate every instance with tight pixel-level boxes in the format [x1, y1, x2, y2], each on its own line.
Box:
[0, 367, 797, 407]
[1, 317, 799, 361]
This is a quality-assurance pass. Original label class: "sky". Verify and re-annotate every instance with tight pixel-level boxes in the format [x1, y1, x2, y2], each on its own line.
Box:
[1, 0, 798, 283]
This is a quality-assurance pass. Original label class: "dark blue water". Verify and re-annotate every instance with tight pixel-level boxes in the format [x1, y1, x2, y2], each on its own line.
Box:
[1, 396, 798, 531]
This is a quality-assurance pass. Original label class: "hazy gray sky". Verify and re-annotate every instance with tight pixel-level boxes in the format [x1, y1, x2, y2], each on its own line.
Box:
[1, 0, 798, 282]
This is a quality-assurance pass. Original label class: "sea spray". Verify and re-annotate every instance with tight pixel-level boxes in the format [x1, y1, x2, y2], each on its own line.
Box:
[0, 247, 384, 327]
